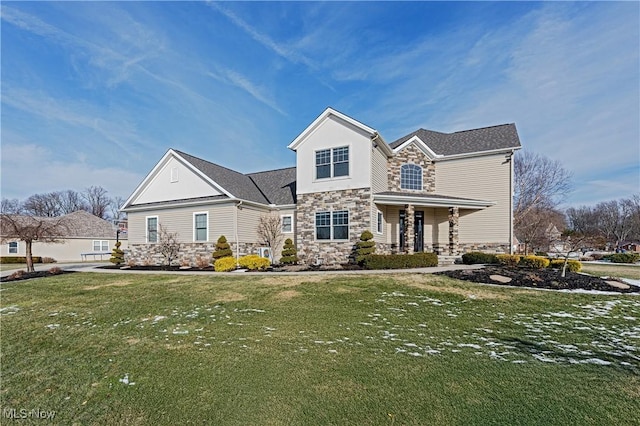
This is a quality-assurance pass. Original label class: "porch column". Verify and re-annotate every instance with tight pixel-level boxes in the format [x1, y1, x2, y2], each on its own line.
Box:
[406, 204, 415, 254]
[448, 206, 459, 255]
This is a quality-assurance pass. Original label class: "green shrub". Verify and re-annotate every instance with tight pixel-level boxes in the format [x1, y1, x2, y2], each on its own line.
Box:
[362, 252, 438, 270]
[212, 235, 233, 260]
[280, 238, 298, 265]
[604, 253, 640, 264]
[495, 254, 521, 267]
[0, 256, 42, 264]
[519, 255, 550, 269]
[355, 230, 376, 264]
[214, 257, 237, 272]
[110, 241, 125, 266]
[534, 251, 548, 257]
[461, 252, 498, 265]
[549, 259, 582, 272]
[238, 255, 270, 271]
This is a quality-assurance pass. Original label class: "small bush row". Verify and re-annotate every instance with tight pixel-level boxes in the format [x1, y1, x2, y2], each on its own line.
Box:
[519, 255, 550, 269]
[604, 253, 640, 264]
[461, 252, 498, 265]
[214, 254, 271, 272]
[549, 259, 582, 272]
[362, 252, 438, 270]
[0, 256, 43, 264]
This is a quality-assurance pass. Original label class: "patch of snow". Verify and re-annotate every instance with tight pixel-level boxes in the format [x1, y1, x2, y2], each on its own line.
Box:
[0, 305, 20, 315]
[172, 329, 189, 335]
[457, 343, 482, 349]
[45, 324, 60, 329]
[118, 373, 135, 385]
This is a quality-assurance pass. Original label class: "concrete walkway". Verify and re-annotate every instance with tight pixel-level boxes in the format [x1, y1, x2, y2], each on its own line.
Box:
[1, 262, 482, 279]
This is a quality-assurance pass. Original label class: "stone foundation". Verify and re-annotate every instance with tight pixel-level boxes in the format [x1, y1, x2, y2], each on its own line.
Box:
[126, 241, 271, 266]
[458, 242, 511, 254]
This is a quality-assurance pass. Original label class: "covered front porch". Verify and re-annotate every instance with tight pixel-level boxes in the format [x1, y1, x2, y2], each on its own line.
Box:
[373, 192, 495, 256]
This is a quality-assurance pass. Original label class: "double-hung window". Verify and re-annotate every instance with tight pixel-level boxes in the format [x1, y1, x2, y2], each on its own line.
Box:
[93, 240, 109, 252]
[147, 216, 158, 243]
[400, 164, 423, 190]
[8, 242, 18, 254]
[194, 212, 208, 242]
[315, 146, 349, 179]
[282, 215, 293, 233]
[315, 210, 349, 240]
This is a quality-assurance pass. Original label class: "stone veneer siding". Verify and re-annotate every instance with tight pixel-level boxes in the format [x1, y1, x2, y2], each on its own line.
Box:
[296, 188, 372, 266]
[388, 143, 435, 193]
[127, 241, 270, 266]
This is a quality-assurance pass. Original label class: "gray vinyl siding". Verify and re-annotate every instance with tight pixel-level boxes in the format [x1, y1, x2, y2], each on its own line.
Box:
[127, 203, 236, 244]
[371, 146, 388, 193]
[237, 205, 269, 242]
[435, 154, 511, 243]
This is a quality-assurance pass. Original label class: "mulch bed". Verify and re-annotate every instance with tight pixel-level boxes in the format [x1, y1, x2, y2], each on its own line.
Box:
[1, 270, 76, 283]
[436, 265, 639, 294]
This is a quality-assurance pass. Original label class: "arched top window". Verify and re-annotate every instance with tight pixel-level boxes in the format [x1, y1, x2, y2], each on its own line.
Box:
[400, 164, 423, 190]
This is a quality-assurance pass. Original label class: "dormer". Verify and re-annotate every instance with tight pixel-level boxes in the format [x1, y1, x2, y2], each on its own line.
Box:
[288, 108, 392, 195]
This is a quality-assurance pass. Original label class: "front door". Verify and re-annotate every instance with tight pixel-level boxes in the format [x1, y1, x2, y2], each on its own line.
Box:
[399, 210, 406, 252]
[414, 211, 424, 252]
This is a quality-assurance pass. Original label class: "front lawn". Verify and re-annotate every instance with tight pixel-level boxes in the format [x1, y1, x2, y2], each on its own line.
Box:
[1, 272, 638, 425]
[581, 262, 640, 280]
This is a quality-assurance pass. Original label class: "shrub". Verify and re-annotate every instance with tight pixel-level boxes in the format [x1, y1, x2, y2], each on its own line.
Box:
[238, 254, 270, 271]
[48, 267, 62, 275]
[534, 251, 548, 257]
[519, 255, 550, 269]
[549, 259, 582, 272]
[461, 252, 498, 265]
[195, 255, 210, 269]
[214, 257, 237, 272]
[109, 241, 125, 266]
[355, 230, 376, 264]
[280, 238, 299, 265]
[495, 254, 521, 267]
[591, 253, 604, 261]
[605, 253, 640, 264]
[212, 236, 233, 260]
[41, 257, 57, 264]
[362, 252, 438, 270]
[0, 256, 42, 264]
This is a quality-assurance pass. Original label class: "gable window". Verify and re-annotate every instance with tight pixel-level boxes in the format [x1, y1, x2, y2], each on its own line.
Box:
[147, 216, 158, 243]
[170, 167, 179, 183]
[377, 210, 383, 234]
[8, 242, 18, 254]
[401, 164, 423, 190]
[194, 212, 208, 242]
[282, 215, 293, 233]
[315, 210, 349, 240]
[93, 240, 109, 252]
[315, 146, 349, 179]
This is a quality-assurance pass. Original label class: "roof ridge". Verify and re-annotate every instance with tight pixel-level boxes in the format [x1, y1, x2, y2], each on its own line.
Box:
[451, 123, 514, 134]
[173, 149, 246, 176]
[246, 166, 296, 176]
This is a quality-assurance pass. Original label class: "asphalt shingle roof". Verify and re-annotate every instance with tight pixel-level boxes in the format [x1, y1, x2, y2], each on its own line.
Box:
[247, 167, 297, 205]
[389, 124, 521, 156]
[1, 210, 120, 239]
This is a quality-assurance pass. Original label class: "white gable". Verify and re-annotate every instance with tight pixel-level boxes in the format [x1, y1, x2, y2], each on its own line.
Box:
[125, 152, 225, 207]
[392, 136, 442, 160]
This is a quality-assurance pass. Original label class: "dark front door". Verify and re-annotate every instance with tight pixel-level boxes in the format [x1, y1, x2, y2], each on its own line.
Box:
[414, 211, 424, 252]
[399, 210, 406, 252]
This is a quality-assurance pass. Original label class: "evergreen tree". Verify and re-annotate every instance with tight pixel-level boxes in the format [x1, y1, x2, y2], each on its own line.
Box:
[110, 241, 125, 266]
[212, 235, 233, 260]
[280, 238, 298, 265]
[355, 230, 376, 264]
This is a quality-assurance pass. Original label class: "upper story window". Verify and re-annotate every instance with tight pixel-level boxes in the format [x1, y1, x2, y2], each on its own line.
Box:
[8, 241, 18, 254]
[400, 164, 423, 190]
[194, 212, 208, 242]
[147, 216, 158, 243]
[315, 146, 349, 179]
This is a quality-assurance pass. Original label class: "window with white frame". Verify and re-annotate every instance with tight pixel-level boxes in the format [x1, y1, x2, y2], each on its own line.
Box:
[194, 212, 208, 242]
[281, 215, 293, 233]
[377, 210, 383, 234]
[147, 216, 158, 243]
[170, 167, 179, 183]
[315, 146, 349, 179]
[400, 164, 423, 190]
[93, 240, 109, 252]
[8, 241, 18, 254]
[315, 210, 349, 240]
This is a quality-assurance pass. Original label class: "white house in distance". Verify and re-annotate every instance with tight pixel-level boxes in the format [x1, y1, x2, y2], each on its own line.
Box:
[121, 108, 521, 266]
[1, 210, 127, 262]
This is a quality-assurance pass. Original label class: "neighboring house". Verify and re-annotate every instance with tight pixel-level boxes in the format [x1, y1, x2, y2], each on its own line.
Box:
[620, 242, 640, 253]
[122, 108, 521, 266]
[1, 210, 127, 262]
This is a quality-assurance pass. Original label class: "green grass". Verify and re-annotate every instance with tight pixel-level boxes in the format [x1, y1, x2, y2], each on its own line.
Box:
[0, 263, 28, 272]
[581, 262, 640, 280]
[1, 272, 639, 425]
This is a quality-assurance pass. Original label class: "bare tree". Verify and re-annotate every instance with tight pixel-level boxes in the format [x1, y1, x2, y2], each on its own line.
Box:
[58, 190, 89, 214]
[109, 196, 127, 222]
[549, 230, 596, 278]
[1, 198, 23, 214]
[0, 214, 69, 272]
[23, 192, 63, 217]
[156, 225, 180, 267]
[595, 200, 635, 249]
[517, 207, 565, 255]
[514, 151, 572, 230]
[83, 186, 110, 219]
[257, 214, 284, 263]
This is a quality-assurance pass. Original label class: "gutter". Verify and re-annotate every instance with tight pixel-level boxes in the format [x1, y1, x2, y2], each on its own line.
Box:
[373, 194, 495, 209]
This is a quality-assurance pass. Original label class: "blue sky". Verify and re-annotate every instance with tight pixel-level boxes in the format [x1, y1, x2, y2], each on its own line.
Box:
[1, 1, 638, 207]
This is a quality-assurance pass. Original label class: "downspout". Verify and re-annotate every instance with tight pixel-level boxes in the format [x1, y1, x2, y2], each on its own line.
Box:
[235, 200, 243, 264]
[509, 151, 514, 254]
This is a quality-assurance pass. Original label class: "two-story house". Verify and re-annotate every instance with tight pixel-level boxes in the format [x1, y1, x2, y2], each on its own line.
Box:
[121, 108, 521, 266]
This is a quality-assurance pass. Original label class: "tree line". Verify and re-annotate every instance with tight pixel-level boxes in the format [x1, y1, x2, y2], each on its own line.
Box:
[514, 151, 639, 253]
[1, 186, 125, 221]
